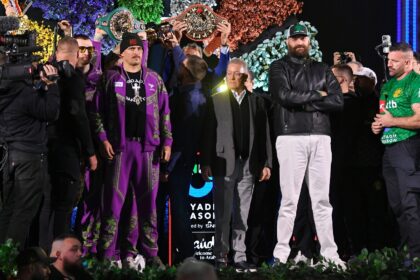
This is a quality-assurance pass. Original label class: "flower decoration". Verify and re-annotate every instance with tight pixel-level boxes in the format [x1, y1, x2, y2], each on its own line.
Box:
[216, 0, 303, 50]
[118, 0, 163, 23]
[170, 0, 217, 17]
[240, 21, 322, 92]
[18, 16, 56, 62]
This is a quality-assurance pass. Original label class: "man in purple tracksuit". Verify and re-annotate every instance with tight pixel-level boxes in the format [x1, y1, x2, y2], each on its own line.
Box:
[94, 32, 172, 268]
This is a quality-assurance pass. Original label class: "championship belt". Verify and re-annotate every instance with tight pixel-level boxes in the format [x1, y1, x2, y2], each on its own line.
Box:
[95, 8, 145, 42]
[164, 4, 227, 55]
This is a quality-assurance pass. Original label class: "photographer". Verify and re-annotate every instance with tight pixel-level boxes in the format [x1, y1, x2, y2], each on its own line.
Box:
[0, 64, 60, 249]
[39, 37, 97, 251]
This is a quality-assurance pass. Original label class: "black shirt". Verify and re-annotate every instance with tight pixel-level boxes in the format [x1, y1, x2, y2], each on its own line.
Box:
[229, 91, 250, 160]
[125, 70, 146, 139]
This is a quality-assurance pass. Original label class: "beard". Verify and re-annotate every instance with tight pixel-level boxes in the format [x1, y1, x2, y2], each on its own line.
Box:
[288, 45, 310, 58]
[63, 258, 83, 276]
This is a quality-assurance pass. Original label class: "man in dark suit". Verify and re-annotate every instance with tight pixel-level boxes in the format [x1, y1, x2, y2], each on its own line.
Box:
[201, 58, 272, 272]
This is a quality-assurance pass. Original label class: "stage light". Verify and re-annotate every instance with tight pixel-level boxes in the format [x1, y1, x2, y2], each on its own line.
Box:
[397, 0, 402, 42]
[405, 0, 410, 43]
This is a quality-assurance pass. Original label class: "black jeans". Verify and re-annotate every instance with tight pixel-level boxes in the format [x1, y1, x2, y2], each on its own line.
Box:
[157, 161, 195, 263]
[0, 150, 47, 249]
[383, 136, 420, 259]
[39, 173, 80, 251]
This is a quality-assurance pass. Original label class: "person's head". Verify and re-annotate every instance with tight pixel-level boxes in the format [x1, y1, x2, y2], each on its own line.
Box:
[55, 36, 79, 68]
[50, 234, 83, 276]
[413, 51, 420, 74]
[176, 258, 217, 280]
[245, 70, 254, 92]
[74, 34, 93, 68]
[120, 32, 143, 68]
[178, 55, 208, 85]
[226, 58, 248, 92]
[16, 247, 52, 280]
[183, 43, 203, 58]
[287, 23, 310, 58]
[332, 64, 353, 93]
[387, 42, 414, 79]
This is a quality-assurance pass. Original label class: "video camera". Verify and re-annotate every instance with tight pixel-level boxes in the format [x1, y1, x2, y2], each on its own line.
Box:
[0, 16, 75, 87]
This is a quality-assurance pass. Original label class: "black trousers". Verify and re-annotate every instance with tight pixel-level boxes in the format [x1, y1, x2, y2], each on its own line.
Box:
[383, 136, 420, 259]
[39, 173, 80, 251]
[157, 161, 195, 263]
[0, 150, 47, 249]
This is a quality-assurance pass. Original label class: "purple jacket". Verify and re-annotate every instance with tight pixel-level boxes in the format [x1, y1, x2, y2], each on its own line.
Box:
[94, 63, 172, 152]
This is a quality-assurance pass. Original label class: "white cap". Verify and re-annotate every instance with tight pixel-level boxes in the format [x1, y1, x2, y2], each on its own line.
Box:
[354, 67, 377, 85]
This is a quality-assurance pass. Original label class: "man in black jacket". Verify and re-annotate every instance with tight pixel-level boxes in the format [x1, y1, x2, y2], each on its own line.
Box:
[269, 24, 344, 267]
[39, 37, 97, 250]
[0, 65, 60, 249]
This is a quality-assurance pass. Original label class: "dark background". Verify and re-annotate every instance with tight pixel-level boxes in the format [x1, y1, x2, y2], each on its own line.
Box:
[300, 0, 397, 84]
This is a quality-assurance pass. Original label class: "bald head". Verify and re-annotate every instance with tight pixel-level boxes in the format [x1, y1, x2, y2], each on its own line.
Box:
[56, 36, 79, 67]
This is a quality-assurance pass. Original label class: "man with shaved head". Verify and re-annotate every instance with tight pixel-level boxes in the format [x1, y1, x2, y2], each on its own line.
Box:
[39, 36, 97, 251]
[372, 43, 420, 262]
[50, 234, 92, 280]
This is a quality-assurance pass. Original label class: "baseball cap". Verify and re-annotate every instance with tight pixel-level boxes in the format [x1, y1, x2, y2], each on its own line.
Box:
[288, 23, 309, 38]
[354, 67, 377, 85]
[16, 247, 56, 267]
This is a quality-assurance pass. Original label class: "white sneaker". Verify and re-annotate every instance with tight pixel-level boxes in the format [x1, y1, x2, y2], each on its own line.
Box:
[123, 254, 146, 272]
[110, 259, 122, 269]
[325, 257, 347, 271]
[293, 251, 309, 264]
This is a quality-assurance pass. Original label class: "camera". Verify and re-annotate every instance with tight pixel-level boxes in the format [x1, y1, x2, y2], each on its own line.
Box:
[146, 22, 173, 43]
[338, 52, 352, 64]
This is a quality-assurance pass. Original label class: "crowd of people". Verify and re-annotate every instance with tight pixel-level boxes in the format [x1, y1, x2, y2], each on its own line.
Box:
[0, 13, 420, 280]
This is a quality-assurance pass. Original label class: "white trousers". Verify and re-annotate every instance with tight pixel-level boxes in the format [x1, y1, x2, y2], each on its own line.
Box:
[273, 135, 339, 262]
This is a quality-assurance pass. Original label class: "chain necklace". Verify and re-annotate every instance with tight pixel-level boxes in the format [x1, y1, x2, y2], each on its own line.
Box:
[124, 69, 144, 106]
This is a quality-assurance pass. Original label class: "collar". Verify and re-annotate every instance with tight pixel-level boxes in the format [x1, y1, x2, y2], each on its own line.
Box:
[231, 89, 247, 105]
[286, 54, 312, 65]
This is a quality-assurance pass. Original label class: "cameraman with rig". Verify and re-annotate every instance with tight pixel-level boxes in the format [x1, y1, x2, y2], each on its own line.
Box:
[0, 59, 60, 249]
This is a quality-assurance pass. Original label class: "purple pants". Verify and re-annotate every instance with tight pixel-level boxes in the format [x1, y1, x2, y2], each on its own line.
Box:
[98, 140, 160, 260]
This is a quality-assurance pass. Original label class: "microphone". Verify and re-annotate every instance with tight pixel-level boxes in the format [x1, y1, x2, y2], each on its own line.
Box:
[381, 35, 391, 53]
[0, 16, 20, 33]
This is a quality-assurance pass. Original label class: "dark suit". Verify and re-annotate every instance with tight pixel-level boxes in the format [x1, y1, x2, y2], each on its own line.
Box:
[201, 90, 272, 263]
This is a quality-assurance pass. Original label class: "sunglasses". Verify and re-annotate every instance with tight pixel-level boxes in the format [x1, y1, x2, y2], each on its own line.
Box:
[78, 46, 94, 54]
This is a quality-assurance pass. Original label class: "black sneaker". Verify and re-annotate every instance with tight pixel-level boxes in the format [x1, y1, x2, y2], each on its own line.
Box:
[214, 260, 228, 270]
[234, 261, 257, 273]
[271, 258, 282, 267]
[146, 256, 165, 270]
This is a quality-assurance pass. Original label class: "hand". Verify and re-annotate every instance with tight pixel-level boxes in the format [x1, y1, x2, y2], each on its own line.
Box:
[88, 155, 98, 171]
[58, 20, 72, 36]
[371, 121, 383, 135]
[113, 44, 120, 55]
[345, 52, 356, 62]
[163, 32, 179, 49]
[94, 27, 107, 41]
[201, 165, 212, 181]
[259, 167, 271, 182]
[217, 21, 231, 46]
[172, 20, 187, 40]
[101, 140, 115, 160]
[40, 65, 58, 85]
[160, 172, 169, 183]
[333, 52, 341, 65]
[161, 146, 171, 163]
[137, 31, 147, 40]
[318, 90, 328, 97]
[375, 109, 395, 127]
[5, 5, 17, 17]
